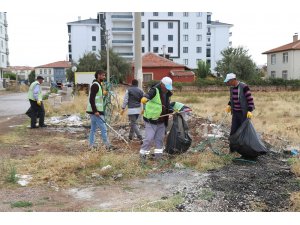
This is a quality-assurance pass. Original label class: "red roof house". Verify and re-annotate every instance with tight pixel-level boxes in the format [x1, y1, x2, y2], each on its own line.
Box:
[128, 53, 195, 84]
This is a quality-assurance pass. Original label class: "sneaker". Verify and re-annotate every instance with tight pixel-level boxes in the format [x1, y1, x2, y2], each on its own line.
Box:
[40, 124, 47, 128]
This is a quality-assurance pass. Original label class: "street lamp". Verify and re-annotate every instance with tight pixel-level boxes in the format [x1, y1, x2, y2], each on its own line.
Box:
[100, 27, 110, 83]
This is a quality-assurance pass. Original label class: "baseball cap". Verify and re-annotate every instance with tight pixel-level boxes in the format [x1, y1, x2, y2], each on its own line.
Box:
[36, 76, 44, 80]
[161, 77, 173, 91]
[224, 73, 236, 83]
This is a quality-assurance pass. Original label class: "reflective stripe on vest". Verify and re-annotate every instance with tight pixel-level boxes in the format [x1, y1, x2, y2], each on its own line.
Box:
[28, 81, 42, 101]
[86, 82, 104, 112]
[173, 102, 185, 111]
[144, 88, 162, 120]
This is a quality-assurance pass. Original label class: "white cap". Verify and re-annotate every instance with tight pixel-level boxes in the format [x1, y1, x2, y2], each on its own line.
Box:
[161, 77, 173, 91]
[224, 73, 236, 83]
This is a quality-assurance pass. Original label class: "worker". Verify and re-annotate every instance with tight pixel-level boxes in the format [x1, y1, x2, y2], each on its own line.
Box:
[139, 76, 173, 162]
[27, 76, 47, 128]
[121, 79, 144, 144]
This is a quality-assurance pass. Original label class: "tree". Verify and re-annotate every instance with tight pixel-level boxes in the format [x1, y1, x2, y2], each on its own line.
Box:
[77, 52, 101, 72]
[66, 68, 74, 83]
[196, 60, 211, 79]
[98, 48, 132, 83]
[215, 46, 257, 81]
[28, 70, 35, 84]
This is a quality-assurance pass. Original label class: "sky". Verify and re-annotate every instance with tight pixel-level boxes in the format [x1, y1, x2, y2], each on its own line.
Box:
[2, 0, 299, 67]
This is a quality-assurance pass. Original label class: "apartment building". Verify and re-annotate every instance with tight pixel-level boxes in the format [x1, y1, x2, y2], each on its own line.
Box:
[0, 12, 9, 88]
[67, 12, 232, 73]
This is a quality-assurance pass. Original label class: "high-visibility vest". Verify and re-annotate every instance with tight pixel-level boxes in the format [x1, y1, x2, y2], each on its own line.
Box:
[28, 81, 42, 101]
[173, 102, 185, 111]
[86, 81, 104, 112]
[144, 88, 162, 120]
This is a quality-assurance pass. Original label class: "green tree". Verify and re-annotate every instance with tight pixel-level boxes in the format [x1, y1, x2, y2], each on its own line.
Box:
[215, 46, 257, 81]
[3, 72, 16, 80]
[196, 60, 211, 79]
[77, 52, 101, 72]
[98, 48, 132, 83]
[28, 70, 35, 84]
[66, 68, 74, 83]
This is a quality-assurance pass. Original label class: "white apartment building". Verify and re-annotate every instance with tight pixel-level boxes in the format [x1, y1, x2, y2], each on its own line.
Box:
[67, 17, 101, 63]
[67, 12, 232, 72]
[0, 12, 9, 88]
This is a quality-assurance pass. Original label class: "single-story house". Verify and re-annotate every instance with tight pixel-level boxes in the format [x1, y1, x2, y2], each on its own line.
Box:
[35, 61, 71, 83]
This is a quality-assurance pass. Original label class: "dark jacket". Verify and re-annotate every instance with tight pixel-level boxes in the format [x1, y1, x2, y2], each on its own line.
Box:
[127, 85, 144, 108]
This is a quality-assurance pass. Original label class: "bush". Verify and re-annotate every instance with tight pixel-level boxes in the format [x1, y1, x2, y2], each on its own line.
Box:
[173, 82, 183, 91]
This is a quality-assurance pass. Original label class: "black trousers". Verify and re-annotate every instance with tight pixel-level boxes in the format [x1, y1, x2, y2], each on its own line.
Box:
[29, 99, 45, 128]
[230, 110, 246, 135]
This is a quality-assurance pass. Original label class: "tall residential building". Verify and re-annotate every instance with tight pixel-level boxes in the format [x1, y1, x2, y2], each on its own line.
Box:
[0, 12, 9, 87]
[67, 12, 232, 73]
[67, 17, 101, 63]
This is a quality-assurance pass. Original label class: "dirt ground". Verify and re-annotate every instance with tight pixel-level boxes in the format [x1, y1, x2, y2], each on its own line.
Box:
[0, 114, 299, 212]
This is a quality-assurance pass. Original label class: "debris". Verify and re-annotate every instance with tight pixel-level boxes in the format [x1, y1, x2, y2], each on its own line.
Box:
[16, 174, 32, 186]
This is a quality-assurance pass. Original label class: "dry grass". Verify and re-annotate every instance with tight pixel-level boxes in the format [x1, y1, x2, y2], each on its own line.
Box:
[290, 191, 300, 211]
[172, 91, 300, 145]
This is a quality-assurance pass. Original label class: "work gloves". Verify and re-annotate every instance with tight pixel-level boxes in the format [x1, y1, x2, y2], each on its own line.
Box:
[103, 90, 108, 96]
[225, 105, 231, 113]
[37, 100, 42, 106]
[247, 111, 253, 119]
[141, 97, 148, 104]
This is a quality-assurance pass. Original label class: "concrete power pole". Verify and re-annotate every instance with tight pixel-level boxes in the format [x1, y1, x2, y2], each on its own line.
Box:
[106, 30, 110, 83]
[134, 12, 143, 89]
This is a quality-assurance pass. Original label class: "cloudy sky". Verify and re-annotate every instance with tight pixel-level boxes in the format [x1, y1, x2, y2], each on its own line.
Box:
[2, 0, 299, 67]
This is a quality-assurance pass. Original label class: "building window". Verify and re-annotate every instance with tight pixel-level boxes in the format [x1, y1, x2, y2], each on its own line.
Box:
[92, 46, 96, 51]
[153, 35, 159, 41]
[283, 52, 288, 63]
[143, 73, 152, 82]
[196, 47, 202, 53]
[92, 36, 96, 41]
[206, 59, 211, 66]
[40, 69, 42, 74]
[183, 35, 188, 41]
[206, 48, 211, 57]
[142, 34, 145, 41]
[184, 59, 188, 65]
[48, 69, 51, 75]
[183, 47, 188, 53]
[271, 54, 276, 65]
[197, 34, 202, 41]
[196, 22, 202, 29]
[183, 12, 189, 17]
[142, 22, 144, 29]
[153, 47, 159, 53]
[183, 22, 188, 29]
[168, 22, 173, 29]
[168, 47, 173, 53]
[153, 22, 159, 29]
[153, 12, 158, 16]
[196, 12, 202, 17]
[168, 12, 173, 16]
[168, 35, 173, 41]
[271, 71, 276, 78]
[207, 37, 211, 42]
[282, 70, 288, 79]
[141, 12, 144, 16]
[142, 47, 145, 53]
[44, 69, 47, 74]
[92, 26, 96, 32]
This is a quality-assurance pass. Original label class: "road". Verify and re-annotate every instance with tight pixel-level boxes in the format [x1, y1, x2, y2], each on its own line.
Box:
[0, 92, 30, 117]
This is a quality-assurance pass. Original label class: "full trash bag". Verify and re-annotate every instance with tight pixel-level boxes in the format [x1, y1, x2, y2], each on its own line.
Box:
[25, 107, 40, 118]
[229, 119, 268, 158]
[165, 113, 192, 155]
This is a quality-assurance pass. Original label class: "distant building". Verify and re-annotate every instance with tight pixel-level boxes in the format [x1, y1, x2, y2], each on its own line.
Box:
[127, 52, 195, 84]
[67, 12, 233, 73]
[35, 61, 71, 83]
[0, 12, 9, 88]
[4, 66, 34, 80]
[262, 33, 300, 80]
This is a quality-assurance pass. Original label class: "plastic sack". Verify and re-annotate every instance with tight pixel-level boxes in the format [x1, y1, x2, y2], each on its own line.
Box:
[165, 113, 192, 155]
[25, 107, 40, 118]
[229, 119, 268, 158]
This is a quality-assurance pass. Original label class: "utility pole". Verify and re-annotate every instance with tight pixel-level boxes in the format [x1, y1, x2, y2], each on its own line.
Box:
[106, 30, 110, 83]
[134, 12, 143, 89]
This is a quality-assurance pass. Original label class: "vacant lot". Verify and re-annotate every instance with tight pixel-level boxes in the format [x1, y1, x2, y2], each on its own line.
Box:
[0, 89, 299, 212]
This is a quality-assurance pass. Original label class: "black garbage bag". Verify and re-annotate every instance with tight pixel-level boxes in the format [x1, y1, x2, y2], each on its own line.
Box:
[165, 113, 192, 155]
[229, 119, 268, 158]
[25, 107, 39, 118]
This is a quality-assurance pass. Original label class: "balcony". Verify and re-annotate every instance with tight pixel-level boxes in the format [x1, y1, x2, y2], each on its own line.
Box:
[112, 28, 133, 33]
[118, 52, 134, 58]
[111, 15, 133, 20]
[207, 32, 211, 36]
[112, 40, 133, 46]
[206, 43, 211, 46]
[5, 34, 8, 41]
[6, 48, 9, 55]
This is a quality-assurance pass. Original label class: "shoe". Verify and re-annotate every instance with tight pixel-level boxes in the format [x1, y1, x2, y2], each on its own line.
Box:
[40, 124, 47, 128]
[30, 126, 38, 129]
[106, 145, 117, 151]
